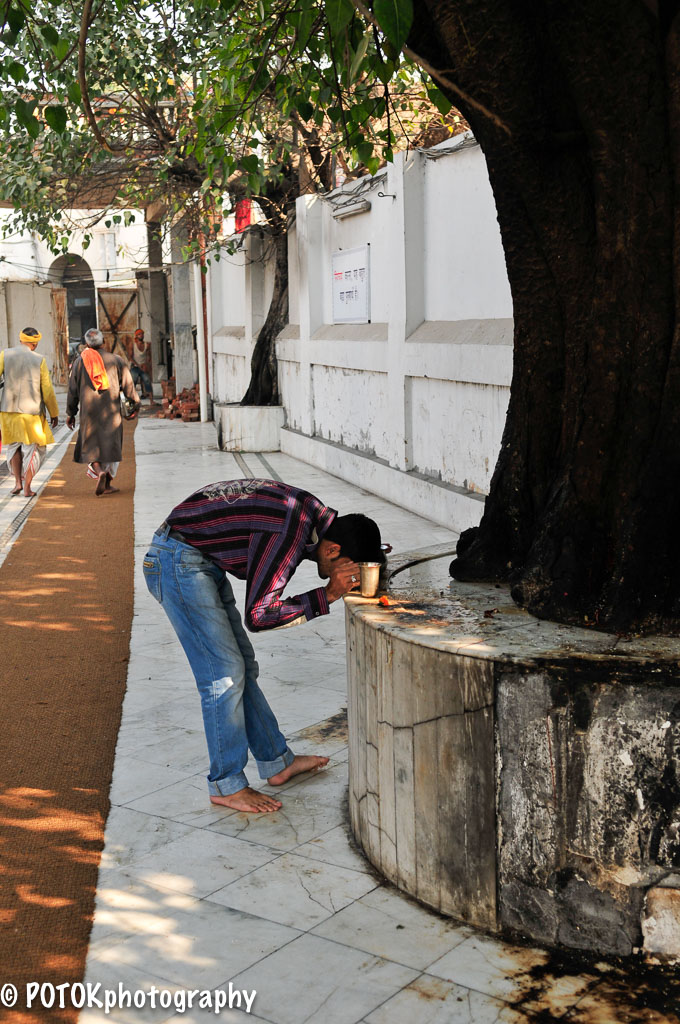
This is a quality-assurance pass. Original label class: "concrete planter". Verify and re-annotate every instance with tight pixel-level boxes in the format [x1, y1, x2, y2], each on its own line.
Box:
[215, 403, 285, 452]
[345, 550, 680, 960]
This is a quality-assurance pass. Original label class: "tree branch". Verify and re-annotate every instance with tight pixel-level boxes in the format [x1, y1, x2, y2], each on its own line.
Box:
[349, 0, 511, 136]
[78, 0, 116, 153]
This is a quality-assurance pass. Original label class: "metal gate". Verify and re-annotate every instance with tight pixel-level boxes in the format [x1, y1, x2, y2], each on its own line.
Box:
[97, 287, 138, 362]
[50, 286, 69, 385]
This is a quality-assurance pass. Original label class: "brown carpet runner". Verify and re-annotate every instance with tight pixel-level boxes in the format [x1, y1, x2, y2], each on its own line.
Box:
[0, 422, 137, 1024]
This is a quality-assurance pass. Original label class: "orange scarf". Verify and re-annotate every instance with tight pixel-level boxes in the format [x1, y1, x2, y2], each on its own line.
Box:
[81, 348, 109, 391]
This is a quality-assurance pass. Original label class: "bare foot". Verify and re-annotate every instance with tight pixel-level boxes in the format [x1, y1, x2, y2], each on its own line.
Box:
[23, 490, 36, 498]
[210, 787, 282, 813]
[102, 486, 120, 495]
[268, 755, 330, 787]
[95, 472, 107, 496]
[10, 487, 21, 495]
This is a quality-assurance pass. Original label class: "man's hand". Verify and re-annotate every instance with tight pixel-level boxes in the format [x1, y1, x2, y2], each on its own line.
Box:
[66, 415, 75, 430]
[51, 416, 59, 428]
[326, 557, 360, 603]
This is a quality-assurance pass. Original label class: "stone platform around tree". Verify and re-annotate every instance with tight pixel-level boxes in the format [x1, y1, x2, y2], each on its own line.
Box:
[346, 553, 680, 960]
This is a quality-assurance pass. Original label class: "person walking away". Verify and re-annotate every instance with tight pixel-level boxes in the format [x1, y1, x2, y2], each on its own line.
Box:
[66, 327, 140, 496]
[130, 328, 155, 405]
[144, 478, 386, 813]
[0, 327, 59, 498]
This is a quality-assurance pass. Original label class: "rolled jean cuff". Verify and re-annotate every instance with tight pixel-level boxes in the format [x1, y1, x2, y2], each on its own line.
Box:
[256, 745, 295, 780]
[208, 770, 249, 797]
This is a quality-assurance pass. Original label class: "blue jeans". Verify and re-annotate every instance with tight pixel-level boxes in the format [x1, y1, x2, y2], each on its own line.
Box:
[143, 526, 294, 796]
[131, 365, 153, 396]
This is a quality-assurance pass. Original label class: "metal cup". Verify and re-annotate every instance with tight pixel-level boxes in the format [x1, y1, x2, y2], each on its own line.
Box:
[358, 561, 381, 598]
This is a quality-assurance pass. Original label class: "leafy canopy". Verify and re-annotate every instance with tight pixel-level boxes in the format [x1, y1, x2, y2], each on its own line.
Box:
[0, 0, 451, 249]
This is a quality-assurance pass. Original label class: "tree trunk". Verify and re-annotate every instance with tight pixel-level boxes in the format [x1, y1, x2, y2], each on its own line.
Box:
[409, 0, 680, 634]
[240, 228, 288, 406]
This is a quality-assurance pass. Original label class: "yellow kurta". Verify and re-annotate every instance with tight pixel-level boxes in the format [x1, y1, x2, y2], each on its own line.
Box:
[0, 350, 59, 446]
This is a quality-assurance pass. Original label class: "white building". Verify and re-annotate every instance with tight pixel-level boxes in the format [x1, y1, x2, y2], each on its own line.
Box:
[0, 210, 164, 383]
[208, 135, 514, 532]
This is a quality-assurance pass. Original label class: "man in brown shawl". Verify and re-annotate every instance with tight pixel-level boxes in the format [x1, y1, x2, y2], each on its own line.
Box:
[66, 327, 140, 496]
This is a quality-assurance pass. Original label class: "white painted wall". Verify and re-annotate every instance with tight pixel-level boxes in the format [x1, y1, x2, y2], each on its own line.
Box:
[0, 209, 149, 290]
[208, 135, 515, 532]
[0, 280, 55, 369]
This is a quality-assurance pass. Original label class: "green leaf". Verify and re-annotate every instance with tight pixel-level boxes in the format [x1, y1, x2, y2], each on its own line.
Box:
[374, 0, 413, 51]
[7, 5, 26, 34]
[349, 28, 370, 82]
[428, 87, 452, 116]
[8, 61, 27, 83]
[241, 154, 259, 173]
[44, 105, 67, 134]
[14, 98, 39, 138]
[325, 0, 353, 37]
[356, 141, 373, 164]
[67, 82, 81, 105]
[55, 38, 69, 61]
[366, 156, 381, 175]
[40, 24, 59, 47]
[296, 99, 314, 122]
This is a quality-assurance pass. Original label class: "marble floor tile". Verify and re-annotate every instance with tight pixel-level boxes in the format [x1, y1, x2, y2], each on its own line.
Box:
[206, 851, 380, 929]
[426, 933, 551, 1004]
[312, 886, 471, 970]
[363, 974, 535, 1024]
[88, 867, 200, 952]
[122, 827, 280, 897]
[90, 900, 300, 990]
[205, 772, 348, 852]
[229, 932, 419, 1024]
[121, 727, 208, 775]
[294, 823, 374, 874]
[286, 712, 349, 759]
[124, 774, 234, 826]
[109, 756, 197, 806]
[100, 807, 196, 870]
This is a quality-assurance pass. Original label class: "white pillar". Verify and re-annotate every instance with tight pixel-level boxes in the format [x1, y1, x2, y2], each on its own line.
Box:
[192, 262, 208, 421]
[296, 194, 325, 435]
[386, 150, 426, 471]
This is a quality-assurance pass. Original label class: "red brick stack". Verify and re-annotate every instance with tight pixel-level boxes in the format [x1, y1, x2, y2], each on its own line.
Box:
[156, 379, 200, 421]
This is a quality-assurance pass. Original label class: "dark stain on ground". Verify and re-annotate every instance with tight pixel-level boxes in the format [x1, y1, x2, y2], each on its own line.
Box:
[499, 944, 680, 1023]
[291, 708, 348, 744]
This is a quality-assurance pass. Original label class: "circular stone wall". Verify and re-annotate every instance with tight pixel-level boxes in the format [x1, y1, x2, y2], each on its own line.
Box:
[345, 549, 680, 959]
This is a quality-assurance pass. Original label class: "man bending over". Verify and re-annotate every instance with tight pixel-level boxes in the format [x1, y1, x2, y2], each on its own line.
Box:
[144, 478, 384, 813]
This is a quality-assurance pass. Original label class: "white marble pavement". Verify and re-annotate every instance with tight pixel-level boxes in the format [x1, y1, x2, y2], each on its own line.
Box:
[80, 419, 653, 1024]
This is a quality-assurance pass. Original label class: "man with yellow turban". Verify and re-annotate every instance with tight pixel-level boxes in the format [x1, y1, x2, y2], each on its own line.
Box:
[0, 327, 59, 498]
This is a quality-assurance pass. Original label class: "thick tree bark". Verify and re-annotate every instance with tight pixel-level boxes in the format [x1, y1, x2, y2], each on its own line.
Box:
[409, 0, 680, 634]
[240, 228, 288, 406]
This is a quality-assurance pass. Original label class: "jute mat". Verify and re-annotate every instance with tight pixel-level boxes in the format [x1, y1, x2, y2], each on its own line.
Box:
[0, 422, 137, 1023]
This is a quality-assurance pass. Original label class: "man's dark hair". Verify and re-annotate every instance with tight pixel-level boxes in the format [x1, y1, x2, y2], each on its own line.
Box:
[22, 327, 39, 337]
[324, 513, 384, 564]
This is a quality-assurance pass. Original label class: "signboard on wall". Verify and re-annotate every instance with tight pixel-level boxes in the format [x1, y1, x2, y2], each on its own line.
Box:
[331, 244, 370, 324]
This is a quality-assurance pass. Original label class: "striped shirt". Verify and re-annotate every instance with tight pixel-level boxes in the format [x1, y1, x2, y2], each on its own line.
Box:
[167, 479, 337, 632]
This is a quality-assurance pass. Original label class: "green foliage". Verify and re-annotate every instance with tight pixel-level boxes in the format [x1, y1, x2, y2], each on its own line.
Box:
[0, 0, 449, 250]
[373, 0, 413, 53]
